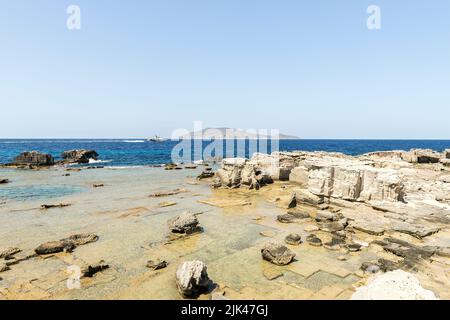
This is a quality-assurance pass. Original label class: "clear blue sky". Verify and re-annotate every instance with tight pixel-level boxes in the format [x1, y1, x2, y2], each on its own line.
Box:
[1, 0, 449, 139]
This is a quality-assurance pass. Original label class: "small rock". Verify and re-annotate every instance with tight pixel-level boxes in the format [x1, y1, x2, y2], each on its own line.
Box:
[263, 268, 284, 280]
[197, 171, 215, 180]
[287, 193, 297, 209]
[176, 260, 211, 298]
[324, 237, 345, 251]
[0, 247, 21, 259]
[260, 230, 276, 238]
[337, 255, 348, 261]
[93, 184, 104, 188]
[82, 261, 109, 277]
[261, 242, 296, 266]
[277, 214, 297, 224]
[287, 209, 310, 219]
[306, 234, 323, 247]
[146, 259, 168, 271]
[285, 233, 302, 246]
[316, 211, 338, 222]
[168, 212, 201, 234]
[347, 243, 362, 252]
[0, 179, 10, 184]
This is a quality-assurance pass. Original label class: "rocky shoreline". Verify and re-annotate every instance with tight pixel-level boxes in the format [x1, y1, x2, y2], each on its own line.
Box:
[1, 148, 449, 300]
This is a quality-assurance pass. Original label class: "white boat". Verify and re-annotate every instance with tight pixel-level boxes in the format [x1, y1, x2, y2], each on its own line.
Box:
[146, 135, 167, 142]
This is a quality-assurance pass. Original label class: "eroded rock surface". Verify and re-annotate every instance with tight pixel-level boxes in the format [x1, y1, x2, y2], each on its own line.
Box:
[261, 242, 296, 266]
[176, 260, 210, 298]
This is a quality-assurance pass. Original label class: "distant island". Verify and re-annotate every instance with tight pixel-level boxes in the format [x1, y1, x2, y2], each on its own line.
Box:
[180, 127, 300, 140]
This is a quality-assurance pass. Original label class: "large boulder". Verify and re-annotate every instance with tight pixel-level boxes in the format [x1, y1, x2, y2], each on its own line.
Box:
[261, 242, 296, 266]
[176, 260, 210, 298]
[61, 150, 99, 164]
[12, 151, 54, 166]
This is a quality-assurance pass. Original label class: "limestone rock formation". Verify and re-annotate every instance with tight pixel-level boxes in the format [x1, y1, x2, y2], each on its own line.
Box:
[176, 260, 210, 298]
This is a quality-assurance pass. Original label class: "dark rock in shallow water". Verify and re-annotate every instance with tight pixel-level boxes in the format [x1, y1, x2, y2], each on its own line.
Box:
[168, 212, 201, 234]
[176, 260, 211, 298]
[82, 261, 109, 277]
[35, 241, 76, 254]
[261, 242, 296, 266]
[35, 233, 99, 255]
[346, 243, 362, 252]
[306, 234, 323, 247]
[61, 149, 99, 164]
[146, 259, 168, 270]
[0, 179, 9, 184]
[40, 203, 71, 210]
[197, 171, 215, 180]
[12, 151, 54, 166]
[285, 233, 302, 246]
[287, 193, 297, 209]
[324, 237, 346, 250]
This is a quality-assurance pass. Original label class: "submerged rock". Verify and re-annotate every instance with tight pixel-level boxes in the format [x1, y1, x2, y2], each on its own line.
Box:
[276, 214, 298, 224]
[306, 234, 323, 247]
[261, 242, 296, 266]
[176, 260, 211, 298]
[263, 268, 284, 280]
[197, 171, 215, 180]
[285, 233, 302, 246]
[61, 150, 99, 164]
[35, 233, 99, 255]
[168, 212, 201, 234]
[35, 241, 76, 254]
[0, 179, 9, 184]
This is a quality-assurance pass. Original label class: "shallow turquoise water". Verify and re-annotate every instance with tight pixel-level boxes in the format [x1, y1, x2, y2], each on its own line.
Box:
[0, 184, 86, 201]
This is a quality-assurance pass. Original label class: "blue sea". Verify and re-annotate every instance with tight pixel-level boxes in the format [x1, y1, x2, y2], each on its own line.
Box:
[1, 139, 450, 167]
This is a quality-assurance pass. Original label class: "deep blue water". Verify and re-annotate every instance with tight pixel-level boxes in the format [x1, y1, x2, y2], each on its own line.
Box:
[1, 139, 450, 167]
